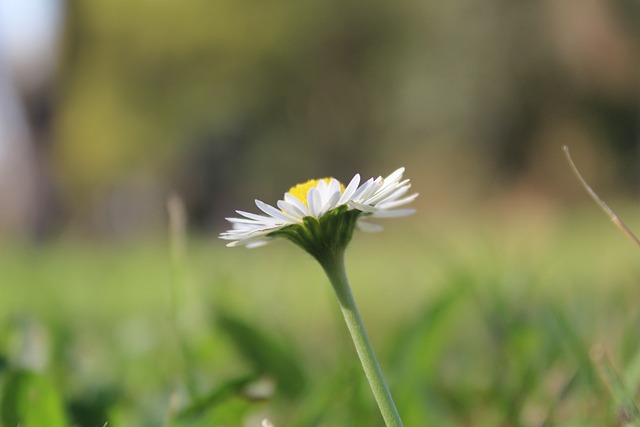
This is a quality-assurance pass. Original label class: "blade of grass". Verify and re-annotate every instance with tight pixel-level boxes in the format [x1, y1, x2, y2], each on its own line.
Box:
[550, 305, 602, 392]
[167, 195, 198, 398]
[563, 146, 640, 249]
[175, 374, 258, 420]
[592, 345, 640, 426]
[215, 311, 306, 399]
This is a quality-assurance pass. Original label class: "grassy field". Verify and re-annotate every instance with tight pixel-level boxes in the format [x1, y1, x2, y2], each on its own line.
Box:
[2, 204, 640, 426]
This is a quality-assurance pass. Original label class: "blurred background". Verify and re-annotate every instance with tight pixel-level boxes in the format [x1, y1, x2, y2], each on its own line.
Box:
[4, 1, 640, 426]
[1, 0, 640, 240]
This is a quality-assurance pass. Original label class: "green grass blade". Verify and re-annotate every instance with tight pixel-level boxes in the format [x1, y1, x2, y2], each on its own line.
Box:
[175, 374, 258, 420]
[593, 346, 640, 427]
[1, 369, 69, 427]
[216, 311, 306, 399]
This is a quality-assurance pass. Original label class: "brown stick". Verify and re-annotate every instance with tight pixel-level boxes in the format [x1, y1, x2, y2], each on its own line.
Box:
[563, 146, 640, 249]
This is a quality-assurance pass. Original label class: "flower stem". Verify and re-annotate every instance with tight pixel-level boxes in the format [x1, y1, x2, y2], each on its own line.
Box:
[321, 251, 404, 427]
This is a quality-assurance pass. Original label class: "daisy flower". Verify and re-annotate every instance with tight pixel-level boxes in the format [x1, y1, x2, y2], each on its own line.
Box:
[220, 167, 415, 427]
[220, 167, 417, 252]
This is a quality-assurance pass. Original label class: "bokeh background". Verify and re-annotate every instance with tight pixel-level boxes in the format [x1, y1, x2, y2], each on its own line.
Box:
[3, 1, 640, 426]
[2, 0, 640, 239]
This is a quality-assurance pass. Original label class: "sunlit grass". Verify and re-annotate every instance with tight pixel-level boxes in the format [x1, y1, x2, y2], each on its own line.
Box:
[1, 204, 640, 425]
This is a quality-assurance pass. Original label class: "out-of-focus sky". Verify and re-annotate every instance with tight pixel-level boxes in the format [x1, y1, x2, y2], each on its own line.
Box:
[0, 0, 63, 86]
[0, 0, 639, 239]
[0, 0, 63, 236]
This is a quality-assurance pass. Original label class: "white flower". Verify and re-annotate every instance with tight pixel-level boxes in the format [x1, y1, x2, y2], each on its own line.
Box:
[220, 167, 417, 248]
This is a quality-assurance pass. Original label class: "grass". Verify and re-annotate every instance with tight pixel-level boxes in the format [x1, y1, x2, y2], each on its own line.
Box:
[2, 204, 640, 426]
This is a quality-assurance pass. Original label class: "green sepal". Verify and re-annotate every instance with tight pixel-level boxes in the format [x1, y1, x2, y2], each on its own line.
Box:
[269, 205, 361, 264]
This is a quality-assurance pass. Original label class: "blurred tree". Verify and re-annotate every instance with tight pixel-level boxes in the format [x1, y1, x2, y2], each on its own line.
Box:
[54, 0, 406, 231]
[46, 0, 640, 235]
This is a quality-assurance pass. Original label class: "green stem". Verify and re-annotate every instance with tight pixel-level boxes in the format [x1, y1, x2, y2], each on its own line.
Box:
[321, 251, 404, 427]
[167, 196, 198, 399]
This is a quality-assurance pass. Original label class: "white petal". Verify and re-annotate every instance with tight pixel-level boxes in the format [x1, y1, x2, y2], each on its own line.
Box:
[358, 177, 383, 202]
[246, 240, 270, 248]
[376, 193, 419, 209]
[338, 174, 360, 205]
[236, 210, 282, 223]
[277, 200, 307, 219]
[315, 181, 330, 206]
[226, 217, 266, 225]
[307, 187, 322, 217]
[350, 178, 375, 202]
[315, 179, 329, 200]
[327, 178, 342, 199]
[371, 208, 416, 218]
[284, 193, 311, 217]
[368, 184, 411, 205]
[347, 200, 378, 213]
[383, 167, 405, 185]
[255, 200, 297, 222]
[319, 191, 341, 216]
[370, 178, 409, 204]
[357, 221, 384, 232]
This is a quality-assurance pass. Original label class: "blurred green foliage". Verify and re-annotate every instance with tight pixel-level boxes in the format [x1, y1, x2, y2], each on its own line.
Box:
[45, 0, 640, 230]
[5, 1, 640, 424]
[2, 208, 640, 425]
[1, 369, 68, 427]
[54, 0, 405, 208]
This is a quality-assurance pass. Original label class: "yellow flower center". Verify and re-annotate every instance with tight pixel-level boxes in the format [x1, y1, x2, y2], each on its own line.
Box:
[288, 178, 344, 207]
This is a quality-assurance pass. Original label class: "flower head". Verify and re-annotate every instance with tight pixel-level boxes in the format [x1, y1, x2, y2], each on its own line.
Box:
[220, 167, 417, 260]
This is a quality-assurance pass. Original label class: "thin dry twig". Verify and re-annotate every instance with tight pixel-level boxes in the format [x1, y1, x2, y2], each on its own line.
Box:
[563, 145, 640, 249]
